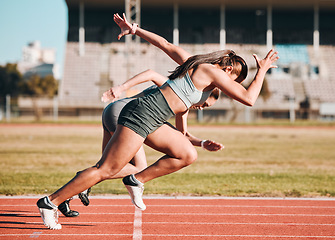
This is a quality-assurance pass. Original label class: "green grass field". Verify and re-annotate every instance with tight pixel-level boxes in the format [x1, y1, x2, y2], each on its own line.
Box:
[0, 123, 334, 197]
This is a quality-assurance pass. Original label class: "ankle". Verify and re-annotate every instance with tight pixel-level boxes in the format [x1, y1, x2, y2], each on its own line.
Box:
[123, 174, 143, 186]
[37, 196, 58, 209]
[133, 174, 145, 184]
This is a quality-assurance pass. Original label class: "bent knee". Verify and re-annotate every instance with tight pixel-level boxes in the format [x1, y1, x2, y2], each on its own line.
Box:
[95, 165, 120, 181]
[180, 147, 198, 166]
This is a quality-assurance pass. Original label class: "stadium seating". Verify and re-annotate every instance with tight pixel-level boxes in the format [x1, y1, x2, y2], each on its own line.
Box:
[275, 44, 309, 65]
[59, 41, 335, 120]
[304, 80, 335, 103]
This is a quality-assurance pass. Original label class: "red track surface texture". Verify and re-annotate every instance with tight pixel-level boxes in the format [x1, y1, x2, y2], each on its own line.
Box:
[0, 197, 335, 240]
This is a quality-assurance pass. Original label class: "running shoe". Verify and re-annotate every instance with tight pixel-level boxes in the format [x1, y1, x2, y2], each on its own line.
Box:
[123, 174, 146, 211]
[58, 199, 79, 217]
[78, 188, 91, 206]
[36, 197, 62, 230]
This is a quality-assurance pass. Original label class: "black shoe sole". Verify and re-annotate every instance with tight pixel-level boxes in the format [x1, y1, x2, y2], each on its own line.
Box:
[62, 210, 79, 217]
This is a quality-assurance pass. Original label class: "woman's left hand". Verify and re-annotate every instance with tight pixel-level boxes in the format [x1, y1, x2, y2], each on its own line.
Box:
[114, 13, 132, 40]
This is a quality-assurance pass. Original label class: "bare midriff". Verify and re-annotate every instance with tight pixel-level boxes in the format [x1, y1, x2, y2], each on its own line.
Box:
[159, 84, 188, 114]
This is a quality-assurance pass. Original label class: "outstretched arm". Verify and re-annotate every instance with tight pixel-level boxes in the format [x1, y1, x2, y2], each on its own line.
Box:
[114, 13, 191, 65]
[213, 49, 279, 106]
[101, 69, 168, 102]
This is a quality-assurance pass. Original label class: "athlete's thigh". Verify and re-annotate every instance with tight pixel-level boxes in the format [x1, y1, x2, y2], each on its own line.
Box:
[98, 125, 144, 171]
[144, 124, 194, 158]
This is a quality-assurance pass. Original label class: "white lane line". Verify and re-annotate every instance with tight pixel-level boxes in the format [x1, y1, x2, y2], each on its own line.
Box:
[28, 232, 42, 238]
[3, 204, 335, 209]
[0, 234, 133, 237]
[80, 212, 335, 217]
[133, 208, 142, 240]
[22, 221, 335, 226]
[148, 205, 335, 209]
[1, 234, 334, 238]
[134, 222, 335, 226]
[3, 211, 334, 217]
[2, 196, 335, 201]
[3, 212, 334, 217]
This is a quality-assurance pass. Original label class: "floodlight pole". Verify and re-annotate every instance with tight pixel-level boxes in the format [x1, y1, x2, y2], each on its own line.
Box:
[125, 0, 141, 80]
[220, 4, 226, 50]
[6, 94, 10, 122]
[266, 4, 273, 50]
[285, 95, 296, 123]
[79, 1, 85, 56]
[313, 2, 320, 54]
[173, 3, 179, 46]
[53, 95, 58, 122]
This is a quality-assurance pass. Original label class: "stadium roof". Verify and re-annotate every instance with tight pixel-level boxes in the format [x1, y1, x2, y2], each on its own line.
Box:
[65, 0, 335, 9]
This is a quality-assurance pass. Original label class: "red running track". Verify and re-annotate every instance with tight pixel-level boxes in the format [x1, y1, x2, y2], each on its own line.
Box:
[0, 196, 335, 240]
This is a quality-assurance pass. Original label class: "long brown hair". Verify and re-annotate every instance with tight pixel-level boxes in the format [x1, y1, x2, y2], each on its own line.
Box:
[168, 49, 248, 83]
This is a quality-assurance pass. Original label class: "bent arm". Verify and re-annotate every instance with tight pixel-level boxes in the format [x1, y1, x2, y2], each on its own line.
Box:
[214, 68, 267, 106]
[175, 110, 223, 151]
[213, 49, 279, 106]
[186, 131, 224, 151]
[175, 110, 189, 135]
[120, 69, 167, 90]
[101, 69, 167, 102]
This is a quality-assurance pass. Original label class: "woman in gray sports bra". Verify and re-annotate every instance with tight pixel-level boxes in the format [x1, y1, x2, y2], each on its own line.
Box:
[58, 69, 222, 218]
[37, 13, 279, 229]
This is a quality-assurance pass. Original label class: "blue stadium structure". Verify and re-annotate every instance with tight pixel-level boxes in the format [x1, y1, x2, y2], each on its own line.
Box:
[59, 0, 335, 121]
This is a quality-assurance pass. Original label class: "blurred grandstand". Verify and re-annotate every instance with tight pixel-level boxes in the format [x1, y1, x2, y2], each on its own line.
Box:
[58, 0, 335, 122]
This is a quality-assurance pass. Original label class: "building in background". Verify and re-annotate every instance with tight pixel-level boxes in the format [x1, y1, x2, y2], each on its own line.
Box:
[17, 41, 60, 79]
[58, 0, 335, 121]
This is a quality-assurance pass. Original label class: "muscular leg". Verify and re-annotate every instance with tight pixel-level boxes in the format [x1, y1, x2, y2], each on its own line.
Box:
[49, 126, 144, 206]
[120, 124, 197, 210]
[77, 128, 148, 207]
[109, 145, 147, 178]
[136, 124, 197, 183]
[102, 129, 147, 178]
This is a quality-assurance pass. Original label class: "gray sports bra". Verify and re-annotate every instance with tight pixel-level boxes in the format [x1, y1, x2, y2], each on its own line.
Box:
[165, 72, 213, 108]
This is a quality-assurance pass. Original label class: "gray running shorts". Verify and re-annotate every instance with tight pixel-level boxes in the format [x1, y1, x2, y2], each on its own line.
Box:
[102, 98, 133, 133]
[118, 88, 175, 138]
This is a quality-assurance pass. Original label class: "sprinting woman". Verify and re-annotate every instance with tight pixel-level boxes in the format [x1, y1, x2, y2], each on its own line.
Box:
[59, 69, 222, 216]
[37, 13, 278, 229]
[59, 68, 221, 215]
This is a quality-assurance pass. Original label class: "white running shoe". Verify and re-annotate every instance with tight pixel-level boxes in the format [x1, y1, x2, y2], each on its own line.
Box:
[37, 197, 62, 230]
[38, 207, 62, 230]
[124, 183, 146, 211]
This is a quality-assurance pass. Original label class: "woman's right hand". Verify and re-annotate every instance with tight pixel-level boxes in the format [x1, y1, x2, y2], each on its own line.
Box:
[202, 140, 224, 152]
[114, 13, 132, 40]
[101, 86, 123, 102]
